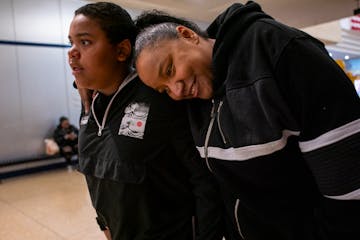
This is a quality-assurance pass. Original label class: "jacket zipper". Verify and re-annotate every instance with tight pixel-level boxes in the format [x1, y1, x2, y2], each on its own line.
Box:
[91, 70, 137, 137]
[216, 100, 227, 144]
[234, 199, 245, 239]
[192, 215, 196, 240]
[204, 99, 216, 173]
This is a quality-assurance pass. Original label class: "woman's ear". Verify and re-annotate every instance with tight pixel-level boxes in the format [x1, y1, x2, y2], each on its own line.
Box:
[176, 26, 199, 44]
[116, 39, 132, 62]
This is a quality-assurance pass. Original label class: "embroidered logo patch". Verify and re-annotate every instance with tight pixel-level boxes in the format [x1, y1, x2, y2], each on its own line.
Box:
[118, 102, 150, 139]
[80, 115, 89, 125]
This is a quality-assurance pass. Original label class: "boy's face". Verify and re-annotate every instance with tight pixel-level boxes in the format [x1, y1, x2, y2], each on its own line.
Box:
[61, 120, 70, 129]
[67, 14, 121, 92]
[136, 26, 214, 100]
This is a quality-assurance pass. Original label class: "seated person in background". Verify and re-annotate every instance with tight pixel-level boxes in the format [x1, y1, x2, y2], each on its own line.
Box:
[53, 116, 79, 164]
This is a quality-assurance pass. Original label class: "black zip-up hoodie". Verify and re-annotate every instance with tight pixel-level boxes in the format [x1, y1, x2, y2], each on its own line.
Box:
[78, 72, 224, 240]
[188, 2, 360, 240]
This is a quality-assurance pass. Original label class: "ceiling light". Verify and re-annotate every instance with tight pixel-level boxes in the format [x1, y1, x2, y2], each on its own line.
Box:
[345, 55, 350, 60]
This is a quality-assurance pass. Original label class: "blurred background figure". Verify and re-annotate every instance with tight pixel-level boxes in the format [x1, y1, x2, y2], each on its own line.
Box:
[53, 116, 79, 165]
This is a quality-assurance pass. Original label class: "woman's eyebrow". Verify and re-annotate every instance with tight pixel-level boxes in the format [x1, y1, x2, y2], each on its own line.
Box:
[158, 55, 170, 77]
[158, 60, 164, 77]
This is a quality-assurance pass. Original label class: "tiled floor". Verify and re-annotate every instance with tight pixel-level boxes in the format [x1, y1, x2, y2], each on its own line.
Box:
[0, 168, 105, 240]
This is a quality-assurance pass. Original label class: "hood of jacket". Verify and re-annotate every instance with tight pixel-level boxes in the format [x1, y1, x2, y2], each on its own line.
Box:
[206, 1, 273, 95]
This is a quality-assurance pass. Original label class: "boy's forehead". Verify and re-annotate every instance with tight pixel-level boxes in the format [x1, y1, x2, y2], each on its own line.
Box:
[69, 16, 102, 37]
[71, 14, 99, 30]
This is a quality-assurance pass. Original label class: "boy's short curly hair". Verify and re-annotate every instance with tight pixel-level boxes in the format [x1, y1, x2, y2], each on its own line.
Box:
[75, 2, 138, 45]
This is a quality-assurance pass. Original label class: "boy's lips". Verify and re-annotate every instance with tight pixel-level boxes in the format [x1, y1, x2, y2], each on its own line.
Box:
[72, 66, 83, 71]
[70, 63, 84, 74]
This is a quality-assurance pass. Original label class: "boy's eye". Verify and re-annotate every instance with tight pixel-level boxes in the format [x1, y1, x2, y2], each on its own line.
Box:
[81, 40, 90, 46]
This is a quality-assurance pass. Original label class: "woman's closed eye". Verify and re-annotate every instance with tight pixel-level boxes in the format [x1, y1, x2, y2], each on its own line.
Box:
[166, 62, 173, 77]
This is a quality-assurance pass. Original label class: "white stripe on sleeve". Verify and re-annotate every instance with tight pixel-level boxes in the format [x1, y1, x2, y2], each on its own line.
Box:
[196, 130, 299, 161]
[324, 188, 360, 200]
[299, 119, 360, 153]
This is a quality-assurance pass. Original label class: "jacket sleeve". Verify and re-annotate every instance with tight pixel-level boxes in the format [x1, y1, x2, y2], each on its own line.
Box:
[71, 125, 79, 135]
[275, 37, 360, 239]
[169, 101, 225, 240]
[53, 127, 65, 147]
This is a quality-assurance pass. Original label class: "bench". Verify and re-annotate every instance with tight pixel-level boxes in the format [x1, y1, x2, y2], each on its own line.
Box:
[0, 154, 78, 181]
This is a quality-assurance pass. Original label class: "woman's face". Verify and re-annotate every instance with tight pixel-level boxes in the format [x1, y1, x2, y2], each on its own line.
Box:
[68, 14, 124, 93]
[136, 27, 214, 100]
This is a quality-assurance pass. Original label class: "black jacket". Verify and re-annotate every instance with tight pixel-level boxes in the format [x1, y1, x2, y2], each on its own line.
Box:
[188, 2, 360, 240]
[53, 124, 78, 148]
[78, 72, 223, 240]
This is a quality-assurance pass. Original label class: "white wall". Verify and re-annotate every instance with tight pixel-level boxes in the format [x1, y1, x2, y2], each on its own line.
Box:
[0, 0, 84, 162]
[0, 0, 208, 162]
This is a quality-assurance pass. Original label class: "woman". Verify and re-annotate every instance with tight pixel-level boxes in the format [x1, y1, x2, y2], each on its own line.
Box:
[68, 2, 223, 240]
[134, 2, 360, 240]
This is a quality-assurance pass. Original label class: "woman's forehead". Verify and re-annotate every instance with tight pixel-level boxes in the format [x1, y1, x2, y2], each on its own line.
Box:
[138, 47, 164, 71]
[151, 38, 188, 54]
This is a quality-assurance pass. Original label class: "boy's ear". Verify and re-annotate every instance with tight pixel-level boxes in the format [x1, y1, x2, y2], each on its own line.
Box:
[116, 39, 132, 62]
[176, 26, 199, 44]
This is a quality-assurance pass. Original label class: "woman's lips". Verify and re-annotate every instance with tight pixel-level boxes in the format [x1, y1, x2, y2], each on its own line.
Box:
[189, 77, 198, 97]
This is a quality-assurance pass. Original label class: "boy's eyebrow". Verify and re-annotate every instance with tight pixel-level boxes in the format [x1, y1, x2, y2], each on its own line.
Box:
[76, 32, 91, 37]
[68, 32, 91, 39]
